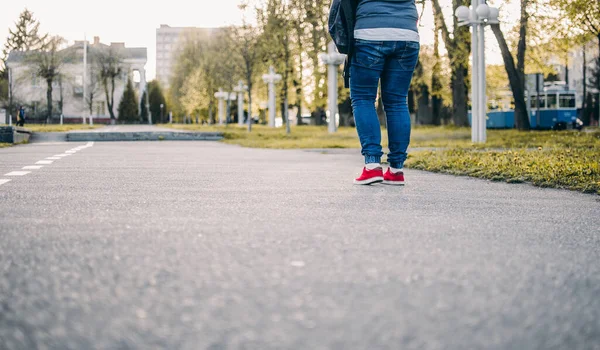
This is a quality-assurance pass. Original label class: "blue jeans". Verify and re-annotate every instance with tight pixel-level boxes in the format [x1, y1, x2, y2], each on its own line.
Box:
[350, 39, 420, 168]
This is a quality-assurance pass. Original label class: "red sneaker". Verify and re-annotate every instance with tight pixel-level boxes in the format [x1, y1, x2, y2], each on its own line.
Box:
[354, 167, 384, 185]
[383, 168, 405, 185]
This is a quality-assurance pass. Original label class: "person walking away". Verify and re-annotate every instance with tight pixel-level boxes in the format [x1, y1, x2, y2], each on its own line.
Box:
[350, 0, 420, 185]
[17, 106, 26, 127]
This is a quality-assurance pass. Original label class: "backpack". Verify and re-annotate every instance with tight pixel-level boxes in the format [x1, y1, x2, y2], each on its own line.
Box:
[328, 0, 358, 87]
[328, 0, 358, 55]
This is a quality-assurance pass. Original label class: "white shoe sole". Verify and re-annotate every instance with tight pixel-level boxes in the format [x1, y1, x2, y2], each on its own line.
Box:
[382, 180, 405, 186]
[354, 177, 384, 185]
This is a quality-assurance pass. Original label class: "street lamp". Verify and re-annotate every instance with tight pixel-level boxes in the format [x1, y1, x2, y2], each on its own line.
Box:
[233, 81, 249, 126]
[456, 1, 499, 143]
[262, 66, 282, 128]
[319, 41, 346, 133]
[160, 103, 164, 123]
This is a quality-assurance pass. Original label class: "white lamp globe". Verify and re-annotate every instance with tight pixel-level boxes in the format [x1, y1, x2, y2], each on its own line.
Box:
[455, 6, 470, 22]
[488, 7, 500, 24]
[476, 4, 491, 20]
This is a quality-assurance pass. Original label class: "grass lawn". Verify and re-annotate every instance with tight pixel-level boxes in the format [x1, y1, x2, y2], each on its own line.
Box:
[407, 129, 600, 195]
[166, 124, 600, 195]
[164, 124, 471, 149]
[0, 143, 12, 148]
[23, 124, 104, 133]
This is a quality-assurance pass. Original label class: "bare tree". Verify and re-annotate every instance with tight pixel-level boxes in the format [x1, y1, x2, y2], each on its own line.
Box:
[27, 35, 66, 123]
[235, 2, 262, 132]
[96, 46, 122, 121]
[490, 0, 531, 130]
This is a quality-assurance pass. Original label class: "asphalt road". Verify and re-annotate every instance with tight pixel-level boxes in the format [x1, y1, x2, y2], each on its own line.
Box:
[0, 141, 599, 350]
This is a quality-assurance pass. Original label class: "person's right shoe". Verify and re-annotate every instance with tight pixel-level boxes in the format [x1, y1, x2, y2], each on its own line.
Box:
[354, 167, 384, 185]
[383, 168, 405, 186]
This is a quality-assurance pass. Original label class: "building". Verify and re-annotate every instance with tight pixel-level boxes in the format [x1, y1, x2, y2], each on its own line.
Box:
[5, 37, 147, 123]
[155, 25, 217, 89]
[567, 39, 599, 110]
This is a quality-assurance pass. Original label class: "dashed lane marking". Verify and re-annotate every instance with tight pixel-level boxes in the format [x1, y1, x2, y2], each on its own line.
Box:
[5, 171, 31, 176]
[46, 157, 62, 160]
[23, 166, 43, 170]
[36, 160, 53, 165]
[0, 179, 11, 186]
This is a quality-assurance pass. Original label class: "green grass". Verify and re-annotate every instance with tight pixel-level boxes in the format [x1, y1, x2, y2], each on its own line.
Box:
[24, 124, 104, 132]
[164, 124, 472, 149]
[406, 148, 600, 195]
[166, 123, 600, 195]
[0, 143, 12, 148]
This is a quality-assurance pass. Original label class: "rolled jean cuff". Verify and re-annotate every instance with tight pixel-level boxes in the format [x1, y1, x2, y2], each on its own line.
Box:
[390, 162, 404, 169]
[364, 155, 381, 164]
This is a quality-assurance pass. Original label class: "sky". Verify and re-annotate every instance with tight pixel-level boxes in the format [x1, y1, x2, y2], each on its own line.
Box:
[1, 0, 519, 80]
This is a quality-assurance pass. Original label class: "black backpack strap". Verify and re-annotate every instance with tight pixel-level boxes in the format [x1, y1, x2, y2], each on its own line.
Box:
[341, 0, 358, 89]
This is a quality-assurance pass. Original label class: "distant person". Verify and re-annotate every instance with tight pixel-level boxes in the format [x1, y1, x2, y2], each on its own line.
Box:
[17, 106, 26, 127]
[347, 0, 420, 185]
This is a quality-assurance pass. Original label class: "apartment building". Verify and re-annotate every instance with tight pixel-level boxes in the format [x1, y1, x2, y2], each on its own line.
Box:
[155, 25, 217, 89]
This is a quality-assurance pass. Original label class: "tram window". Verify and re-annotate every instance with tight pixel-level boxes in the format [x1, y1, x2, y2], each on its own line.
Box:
[559, 94, 576, 108]
[547, 94, 558, 109]
[533, 95, 546, 109]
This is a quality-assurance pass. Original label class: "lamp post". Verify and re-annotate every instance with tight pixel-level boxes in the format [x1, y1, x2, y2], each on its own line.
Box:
[82, 35, 87, 125]
[319, 41, 346, 133]
[214, 89, 229, 125]
[455, 1, 499, 143]
[262, 66, 282, 128]
[234, 80, 248, 126]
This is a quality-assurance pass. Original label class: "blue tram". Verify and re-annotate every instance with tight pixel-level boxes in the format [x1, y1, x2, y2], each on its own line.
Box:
[529, 89, 578, 129]
[468, 89, 579, 129]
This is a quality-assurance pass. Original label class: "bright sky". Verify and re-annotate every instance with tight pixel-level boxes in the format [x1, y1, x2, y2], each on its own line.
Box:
[1, 0, 518, 80]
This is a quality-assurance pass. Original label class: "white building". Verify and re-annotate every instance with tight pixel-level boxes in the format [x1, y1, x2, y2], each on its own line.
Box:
[156, 25, 217, 89]
[567, 39, 599, 109]
[5, 37, 147, 123]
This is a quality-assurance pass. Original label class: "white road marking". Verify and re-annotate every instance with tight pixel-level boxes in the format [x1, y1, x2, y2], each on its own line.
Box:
[54, 154, 70, 157]
[5, 171, 31, 176]
[36, 160, 53, 165]
[87, 142, 94, 147]
[0, 179, 11, 186]
[46, 157, 61, 160]
[23, 166, 43, 170]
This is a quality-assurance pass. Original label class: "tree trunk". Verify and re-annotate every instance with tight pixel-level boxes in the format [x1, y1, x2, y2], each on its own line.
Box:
[491, 24, 530, 130]
[107, 76, 116, 120]
[46, 78, 53, 124]
[583, 46, 587, 112]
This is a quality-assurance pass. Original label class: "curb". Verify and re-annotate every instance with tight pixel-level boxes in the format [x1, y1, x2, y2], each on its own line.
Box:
[0, 126, 32, 144]
[66, 131, 224, 142]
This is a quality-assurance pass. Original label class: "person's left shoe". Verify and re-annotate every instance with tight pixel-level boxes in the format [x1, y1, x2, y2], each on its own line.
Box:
[383, 168, 405, 186]
[354, 167, 384, 185]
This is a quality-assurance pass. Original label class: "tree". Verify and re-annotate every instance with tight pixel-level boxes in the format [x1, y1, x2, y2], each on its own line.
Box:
[235, 2, 262, 131]
[490, 0, 531, 130]
[179, 68, 211, 122]
[2, 8, 47, 117]
[26, 35, 66, 123]
[85, 52, 101, 118]
[140, 90, 149, 122]
[117, 78, 138, 122]
[96, 46, 122, 120]
[148, 80, 167, 123]
[431, 0, 471, 126]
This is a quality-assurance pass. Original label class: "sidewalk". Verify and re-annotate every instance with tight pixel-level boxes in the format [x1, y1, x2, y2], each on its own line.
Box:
[0, 141, 598, 349]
